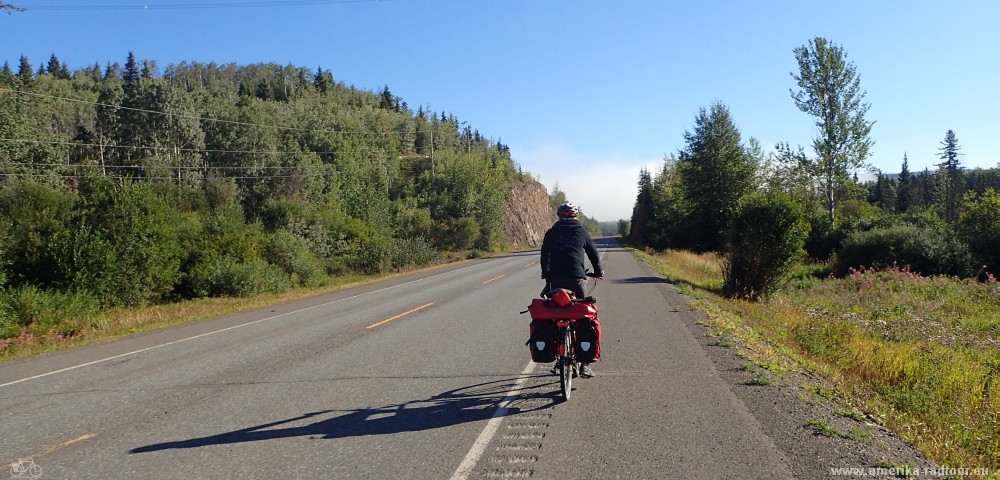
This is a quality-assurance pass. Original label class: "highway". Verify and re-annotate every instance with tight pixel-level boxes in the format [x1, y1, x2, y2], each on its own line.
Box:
[0, 238, 793, 479]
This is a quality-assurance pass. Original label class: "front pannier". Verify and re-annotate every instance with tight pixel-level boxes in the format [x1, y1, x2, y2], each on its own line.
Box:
[573, 317, 601, 363]
[527, 319, 557, 363]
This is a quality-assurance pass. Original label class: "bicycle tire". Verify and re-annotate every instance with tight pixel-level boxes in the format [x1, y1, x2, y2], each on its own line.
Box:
[559, 328, 573, 401]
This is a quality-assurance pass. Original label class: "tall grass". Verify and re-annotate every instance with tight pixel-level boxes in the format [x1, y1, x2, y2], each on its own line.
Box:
[634, 247, 1000, 473]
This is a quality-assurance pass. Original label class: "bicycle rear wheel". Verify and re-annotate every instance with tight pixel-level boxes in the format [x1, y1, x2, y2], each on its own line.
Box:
[559, 328, 573, 401]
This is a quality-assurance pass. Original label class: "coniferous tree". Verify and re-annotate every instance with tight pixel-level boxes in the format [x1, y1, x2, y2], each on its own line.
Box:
[628, 167, 654, 245]
[937, 130, 965, 223]
[58, 63, 71, 80]
[379, 85, 394, 110]
[0, 61, 12, 85]
[47, 54, 60, 77]
[313, 66, 332, 93]
[36, 63, 46, 77]
[17, 55, 32, 83]
[677, 102, 758, 252]
[897, 153, 913, 213]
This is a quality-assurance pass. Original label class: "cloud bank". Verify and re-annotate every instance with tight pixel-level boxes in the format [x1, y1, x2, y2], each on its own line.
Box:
[510, 143, 659, 222]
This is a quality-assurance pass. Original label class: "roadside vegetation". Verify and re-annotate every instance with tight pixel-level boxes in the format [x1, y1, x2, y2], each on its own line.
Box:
[632, 248, 1000, 472]
[0, 52, 532, 358]
[626, 36, 1000, 473]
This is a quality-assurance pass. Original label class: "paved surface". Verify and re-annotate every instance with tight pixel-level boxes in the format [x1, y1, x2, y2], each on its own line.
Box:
[0, 238, 794, 479]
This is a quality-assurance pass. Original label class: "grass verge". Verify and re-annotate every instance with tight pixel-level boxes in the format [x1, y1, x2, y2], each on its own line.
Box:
[0, 251, 488, 363]
[629, 246, 1000, 475]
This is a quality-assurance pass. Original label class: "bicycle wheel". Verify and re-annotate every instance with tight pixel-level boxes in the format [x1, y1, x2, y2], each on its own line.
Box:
[559, 328, 573, 401]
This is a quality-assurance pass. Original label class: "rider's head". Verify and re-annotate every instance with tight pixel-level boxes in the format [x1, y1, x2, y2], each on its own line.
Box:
[557, 203, 579, 220]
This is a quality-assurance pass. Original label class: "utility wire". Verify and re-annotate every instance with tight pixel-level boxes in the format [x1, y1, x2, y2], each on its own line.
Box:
[0, 138, 403, 158]
[11, 0, 383, 11]
[0, 88, 424, 137]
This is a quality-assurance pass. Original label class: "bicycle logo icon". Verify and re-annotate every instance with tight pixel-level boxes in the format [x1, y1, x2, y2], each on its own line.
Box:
[9, 458, 41, 479]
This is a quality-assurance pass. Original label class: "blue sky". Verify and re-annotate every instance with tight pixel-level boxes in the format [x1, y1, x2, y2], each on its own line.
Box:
[2, 0, 998, 220]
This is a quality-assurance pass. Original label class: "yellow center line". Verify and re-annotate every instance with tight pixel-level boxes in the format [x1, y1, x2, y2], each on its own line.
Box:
[482, 274, 505, 284]
[366, 303, 434, 329]
[5, 434, 95, 468]
[523, 262, 536, 268]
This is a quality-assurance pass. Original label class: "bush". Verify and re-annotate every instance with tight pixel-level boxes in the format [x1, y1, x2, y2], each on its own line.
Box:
[0, 286, 99, 338]
[388, 237, 438, 268]
[200, 258, 291, 297]
[263, 230, 325, 287]
[62, 179, 183, 307]
[722, 192, 809, 300]
[958, 188, 1000, 274]
[349, 238, 391, 275]
[832, 224, 974, 277]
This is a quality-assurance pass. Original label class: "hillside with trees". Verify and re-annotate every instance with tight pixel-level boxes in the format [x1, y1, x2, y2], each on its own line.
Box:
[0, 52, 536, 338]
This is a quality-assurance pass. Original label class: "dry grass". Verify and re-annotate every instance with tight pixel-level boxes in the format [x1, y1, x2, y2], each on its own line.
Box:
[632, 246, 1000, 476]
[0, 255, 480, 362]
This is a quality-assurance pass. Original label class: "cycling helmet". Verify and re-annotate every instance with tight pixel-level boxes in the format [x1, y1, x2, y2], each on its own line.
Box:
[557, 203, 579, 219]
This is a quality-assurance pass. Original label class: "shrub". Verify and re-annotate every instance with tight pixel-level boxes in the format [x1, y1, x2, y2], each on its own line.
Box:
[349, 238, 391, 275]
[200, 258, 291, 297]
[0, 181, 77, 288]
[832, 224, 974, 277]
[958, 188, 1000, 274]
[388, 237, 438, 268]
[62, 179, 183, 307]
[263, 230, 325, 287]
[722, 192, 809, 300]
[0, 285, 99, 338]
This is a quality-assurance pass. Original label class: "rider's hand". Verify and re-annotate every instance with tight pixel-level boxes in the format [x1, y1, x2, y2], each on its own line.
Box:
[596, 270, 605, 279]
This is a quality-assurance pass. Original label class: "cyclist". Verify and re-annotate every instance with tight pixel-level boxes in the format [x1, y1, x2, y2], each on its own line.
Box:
[539, 202, 604, 378]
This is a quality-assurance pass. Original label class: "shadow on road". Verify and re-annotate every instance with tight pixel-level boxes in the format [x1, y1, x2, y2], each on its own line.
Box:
[129, 376, 553, 454]
[613, 276, 672, 285]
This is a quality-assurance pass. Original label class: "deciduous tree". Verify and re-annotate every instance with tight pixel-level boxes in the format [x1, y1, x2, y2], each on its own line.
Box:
[790, 37, 874, 223]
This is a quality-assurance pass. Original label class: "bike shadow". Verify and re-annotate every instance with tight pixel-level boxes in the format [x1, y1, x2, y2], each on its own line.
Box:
[613, 276, 672, 284]
[129, 375, 556, 454]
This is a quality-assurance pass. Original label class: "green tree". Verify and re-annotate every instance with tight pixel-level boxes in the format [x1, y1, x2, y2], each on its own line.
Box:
[958, 188, 1000, 274]
[46, 54, 61, 78]
[936, 130, 964, 223]
[678, 102, 757, 252]
[789, 37, 875, 223]
[548, 181, 567, 209]
[722, 192, 809, 300]
[897, 153, 913, 213]
[17, 55, 32, 84]
[628, 167, 654, 245]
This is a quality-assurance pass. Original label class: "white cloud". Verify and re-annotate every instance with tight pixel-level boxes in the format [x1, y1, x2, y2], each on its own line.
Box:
[511, 142, 658, 221]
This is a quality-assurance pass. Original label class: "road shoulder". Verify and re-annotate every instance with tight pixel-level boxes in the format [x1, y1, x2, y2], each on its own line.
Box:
[633, 257, 935, 479]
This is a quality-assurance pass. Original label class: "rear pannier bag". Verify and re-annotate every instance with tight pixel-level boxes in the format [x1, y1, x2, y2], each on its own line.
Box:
[527, 319, 557, 363]
[573, 317, 602, 363]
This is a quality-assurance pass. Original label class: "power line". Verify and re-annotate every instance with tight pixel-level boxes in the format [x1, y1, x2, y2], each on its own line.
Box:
[12, 0, 383, 11]
[0, 88, 421, 137]
[0, 138, 399, 158]
[0, 172, 325, 179]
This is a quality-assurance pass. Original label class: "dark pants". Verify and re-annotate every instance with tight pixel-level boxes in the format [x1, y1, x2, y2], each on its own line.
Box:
[541, 277, 587, 299]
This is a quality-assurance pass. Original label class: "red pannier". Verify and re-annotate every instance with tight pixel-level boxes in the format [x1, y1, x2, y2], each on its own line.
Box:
[527, 299, 598, 320]
[526, 299, 602, 363]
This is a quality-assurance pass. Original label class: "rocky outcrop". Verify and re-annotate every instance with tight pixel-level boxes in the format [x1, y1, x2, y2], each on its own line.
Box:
[503, 180, 557, 248]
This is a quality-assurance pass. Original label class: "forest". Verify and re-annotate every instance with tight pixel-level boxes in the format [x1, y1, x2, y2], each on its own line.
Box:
[0, 51, 534, 339]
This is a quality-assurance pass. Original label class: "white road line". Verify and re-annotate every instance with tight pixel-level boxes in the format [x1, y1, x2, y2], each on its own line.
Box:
[0, 262, 491, 389]
[450, 361, 536, 480]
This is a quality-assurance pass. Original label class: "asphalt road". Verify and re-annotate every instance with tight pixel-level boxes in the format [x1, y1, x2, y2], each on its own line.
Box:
[0, 238, 794, 479]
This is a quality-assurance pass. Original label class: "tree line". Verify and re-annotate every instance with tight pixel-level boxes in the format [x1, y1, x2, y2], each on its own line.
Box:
[0, 52, 530, 337]
[628, 37, 1000, 299]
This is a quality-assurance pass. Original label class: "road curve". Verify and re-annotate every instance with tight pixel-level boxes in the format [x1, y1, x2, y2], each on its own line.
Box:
[0, 238, 793, 479]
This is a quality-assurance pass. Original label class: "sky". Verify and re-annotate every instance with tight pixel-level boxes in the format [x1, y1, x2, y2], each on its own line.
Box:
[2, 0, 998, 221]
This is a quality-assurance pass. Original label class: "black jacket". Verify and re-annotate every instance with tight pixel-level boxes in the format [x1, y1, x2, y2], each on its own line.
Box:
[540, 219, 602, 280]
